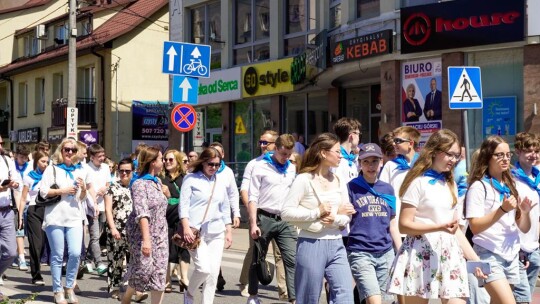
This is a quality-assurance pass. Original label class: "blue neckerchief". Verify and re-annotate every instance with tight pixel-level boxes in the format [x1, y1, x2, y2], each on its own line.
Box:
[483, 176, 510, 202]
[512, 162, 540, 196]
[217, 160, 226, 174]
[457, 180, 468, 197]
[15, 161, 28, 179]
[340, 146, 356, 167]
[350, 175, 396, 210]
[56, 163, 81, 180]
[423, 169, 446, 185]
[391, 153, 419, 171]
[133, 159, 139, 170]
[129, 173, 159, 188]
[28, 169, 43, 190]
[263, 152, 290, 174]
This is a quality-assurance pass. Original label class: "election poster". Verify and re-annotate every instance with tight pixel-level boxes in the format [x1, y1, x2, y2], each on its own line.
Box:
[132, 100, 170, 151]
[401, 58, 443, 147]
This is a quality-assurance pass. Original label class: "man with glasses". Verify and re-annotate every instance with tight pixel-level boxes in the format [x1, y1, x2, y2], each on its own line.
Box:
[0, 135, 21, 301]
[246, 134, 297, 304]
[84, 144, 110, 276]
[238, 130, 288, 300]
[209, 142, 240, 292]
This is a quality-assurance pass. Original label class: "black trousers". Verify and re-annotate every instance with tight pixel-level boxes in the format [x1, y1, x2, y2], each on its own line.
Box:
[26, 205, 45, 282]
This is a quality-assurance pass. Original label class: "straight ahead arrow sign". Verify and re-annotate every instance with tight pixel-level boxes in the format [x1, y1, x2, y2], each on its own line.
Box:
[166, 46, 177, 71]
[191, 47, 202, 58]
[179, 78, 192, 102]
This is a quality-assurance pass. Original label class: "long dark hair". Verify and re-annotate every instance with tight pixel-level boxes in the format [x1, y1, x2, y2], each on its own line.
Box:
[189, 147, 222, 173]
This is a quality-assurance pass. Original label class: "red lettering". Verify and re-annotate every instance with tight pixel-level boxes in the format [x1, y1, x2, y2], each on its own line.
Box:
[379, 39, 386, 53]
[502, 11, 520, 24]
[362, 43, 369, 56]
[354, 45, 360, 57]
[469, 15, 490, 28]
[436, 18, 453, 32]
[435, 11, 520, 33]
[346, 46, 354, 59]
[490, 13, 503, 25]
[453, 17, 468, 30]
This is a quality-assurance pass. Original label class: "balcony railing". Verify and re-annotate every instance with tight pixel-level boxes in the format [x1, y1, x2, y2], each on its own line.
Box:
[51, 97, 97, 127]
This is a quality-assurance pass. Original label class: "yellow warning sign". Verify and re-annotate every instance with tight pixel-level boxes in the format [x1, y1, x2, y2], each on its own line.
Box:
[235, 115, 247, 134]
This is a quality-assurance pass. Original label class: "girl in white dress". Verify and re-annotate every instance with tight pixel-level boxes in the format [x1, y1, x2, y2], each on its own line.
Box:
[387, 129, 484, 303]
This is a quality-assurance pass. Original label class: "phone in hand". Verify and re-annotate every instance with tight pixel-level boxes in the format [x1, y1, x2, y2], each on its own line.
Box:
[1, 179, 11, 187]
[467, 260, 491, 275]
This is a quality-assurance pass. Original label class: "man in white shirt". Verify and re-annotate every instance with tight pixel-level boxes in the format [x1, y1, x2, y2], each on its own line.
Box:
[0, 136, 21, 301]
[209, 142, 240, 291]
[84, 144, 110, 275]
[238, 130, 288, 299]
[247, 134, 297, 304]
[13, 145, 32, 271]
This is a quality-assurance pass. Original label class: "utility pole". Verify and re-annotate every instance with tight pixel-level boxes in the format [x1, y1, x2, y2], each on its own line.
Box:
[67, 0, 78, 138]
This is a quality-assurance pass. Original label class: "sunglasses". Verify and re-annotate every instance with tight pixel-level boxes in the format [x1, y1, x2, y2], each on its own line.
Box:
[393, 137, 410, 145]
[206, 162, 220, 168]
[164, 158, 175, 163]
[63, 147, 78, 153]
[183, 160, 188, 164]
[259, 140, 275, 146]
[118, 169, 132, 175]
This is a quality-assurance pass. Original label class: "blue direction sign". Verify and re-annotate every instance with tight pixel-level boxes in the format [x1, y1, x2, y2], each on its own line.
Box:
[172, 76, 199, 104]
[162, 41, 211, 78]
[448, 66, 483, 109]
[171, 104, 197, 132]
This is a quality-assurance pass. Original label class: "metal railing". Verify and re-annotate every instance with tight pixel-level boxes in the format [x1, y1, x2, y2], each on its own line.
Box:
[51, 97, 97, 126]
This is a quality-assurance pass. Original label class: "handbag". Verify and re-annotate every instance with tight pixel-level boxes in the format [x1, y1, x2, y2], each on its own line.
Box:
[35, 166, 61, 207]
[172, 176, 217, 250]
[253, 238, 275, 285]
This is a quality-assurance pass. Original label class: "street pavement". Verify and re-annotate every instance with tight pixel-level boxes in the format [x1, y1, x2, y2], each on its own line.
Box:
[2, 228, 540, 303]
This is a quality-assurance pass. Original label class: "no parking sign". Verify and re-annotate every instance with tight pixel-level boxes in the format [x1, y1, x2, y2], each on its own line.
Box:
[171, 104, 197, 132]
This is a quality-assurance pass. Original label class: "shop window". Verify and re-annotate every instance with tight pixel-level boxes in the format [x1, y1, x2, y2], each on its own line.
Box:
[35, 78, 45, 114]
[357, 0, 379, 20]
[233, 0, 270, 65]
[190, 2, 222, 69]
[306, 91, 328, 144]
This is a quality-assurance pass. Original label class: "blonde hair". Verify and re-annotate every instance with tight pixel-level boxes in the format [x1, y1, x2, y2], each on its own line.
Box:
[52, 138, 80, 165]
[162, 149, 187, 179]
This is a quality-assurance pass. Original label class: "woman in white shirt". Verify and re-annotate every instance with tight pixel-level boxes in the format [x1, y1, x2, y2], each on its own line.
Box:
[466, 135, 535, 304]
[180, 147, 232, 304]
[40, 138, 90, 304]
[281, 133, 356, 304]
[19, 150, 49, 286]
[387, 129, 484, 303]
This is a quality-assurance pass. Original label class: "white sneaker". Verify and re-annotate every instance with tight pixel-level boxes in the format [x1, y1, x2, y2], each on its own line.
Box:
[0, 276, 3, 286]
[183, 292, 194, 304]
[246, 296, 261, 304]
[239, 284, 249, 297]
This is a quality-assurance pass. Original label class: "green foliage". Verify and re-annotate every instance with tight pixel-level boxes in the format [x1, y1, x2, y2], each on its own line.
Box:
[0, 293, 37, 304]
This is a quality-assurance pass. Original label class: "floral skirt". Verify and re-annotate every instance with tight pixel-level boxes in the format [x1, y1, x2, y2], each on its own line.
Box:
[386, 232, 469, 299]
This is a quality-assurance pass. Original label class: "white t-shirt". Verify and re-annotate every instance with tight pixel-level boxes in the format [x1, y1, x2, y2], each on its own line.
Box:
[23, 174, 42, 206]
[217, 165, 240, 218]
[87, 162, 111, 211]
[380, 160, 414, 234]
[466, 180, 520, 262]
[401, 176, 458, 228]
[40, 164, 91, 228]
[515, 178, 540, 253]
[15, 161, 33, 194]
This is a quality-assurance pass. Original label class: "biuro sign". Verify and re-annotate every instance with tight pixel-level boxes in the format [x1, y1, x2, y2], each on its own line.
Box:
[331, 30, 392, 65]
[400, 0, 524, 54]
[242, 58, 294, 97]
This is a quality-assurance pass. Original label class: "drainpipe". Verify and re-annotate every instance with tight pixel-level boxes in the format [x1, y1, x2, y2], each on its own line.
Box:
[1, 76, 14, 151]
[91, 48, 105, 147]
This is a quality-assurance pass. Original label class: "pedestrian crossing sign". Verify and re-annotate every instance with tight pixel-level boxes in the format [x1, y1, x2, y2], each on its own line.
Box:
[448, 66, 483, 109]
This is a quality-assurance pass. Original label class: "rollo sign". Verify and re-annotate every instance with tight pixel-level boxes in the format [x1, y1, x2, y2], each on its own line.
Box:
[242, 58, 294, 98]
[17, 127, 40, 144]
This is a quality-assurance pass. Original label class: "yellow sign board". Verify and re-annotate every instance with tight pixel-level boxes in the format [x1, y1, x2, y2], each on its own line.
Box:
[242, 58, 294, 98]
[235, 115, 247, 134]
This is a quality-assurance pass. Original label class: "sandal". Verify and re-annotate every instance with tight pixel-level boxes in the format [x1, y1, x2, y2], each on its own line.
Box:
[164, 282, 173, 293]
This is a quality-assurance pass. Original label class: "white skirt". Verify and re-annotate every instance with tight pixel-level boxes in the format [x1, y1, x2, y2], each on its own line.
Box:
[387, 232, 469, 299]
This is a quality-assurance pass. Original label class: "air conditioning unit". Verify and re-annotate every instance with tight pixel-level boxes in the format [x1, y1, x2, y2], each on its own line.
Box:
[35, 24, 47, 39]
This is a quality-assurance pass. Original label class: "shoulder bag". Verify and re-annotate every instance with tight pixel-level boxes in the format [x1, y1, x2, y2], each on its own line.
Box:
[172, 176, 217, 250]
[35, 166, 61, 206]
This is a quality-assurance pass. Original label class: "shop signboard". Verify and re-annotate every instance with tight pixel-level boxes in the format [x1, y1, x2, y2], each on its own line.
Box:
[17, 127, 40, 144]
[79, 130, 98, 146]
[47, 127, 65, 144]
[242, 58, 294, 98]
[132, 100, 169, 141]
[291, 29, 328, 86]
[193, 111, 204, 146]
[331, 29, 392, 65]
[482, 96, 516, 137]
[401, 58, 443, 147]
[198, 67, 242, 105]
[401, 0, 525, 54]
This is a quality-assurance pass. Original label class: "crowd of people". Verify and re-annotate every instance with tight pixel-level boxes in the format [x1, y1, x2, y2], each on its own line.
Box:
[0, 116, 539, 304]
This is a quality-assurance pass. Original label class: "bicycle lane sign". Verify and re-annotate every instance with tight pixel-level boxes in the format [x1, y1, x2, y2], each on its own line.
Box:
[162, 41, 211, 78]
[171, 104, 197, 132]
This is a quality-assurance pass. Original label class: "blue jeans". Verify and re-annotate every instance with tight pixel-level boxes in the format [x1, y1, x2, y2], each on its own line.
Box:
[45, 225, 83, 292]
[348, 249, 394, 302]
[295, 237, 353, 304]
[513, 248, 540, 303]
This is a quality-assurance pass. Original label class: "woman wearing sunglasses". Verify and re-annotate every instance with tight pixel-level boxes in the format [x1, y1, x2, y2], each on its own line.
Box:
[180, 147, 232, 304]
[122, 146, 168, 304]
[465, 136, 535, 304]
[104, 158, 147, 301]
[40, 138, 90, 304]
[160, 149, 190, 293]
